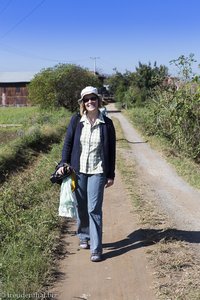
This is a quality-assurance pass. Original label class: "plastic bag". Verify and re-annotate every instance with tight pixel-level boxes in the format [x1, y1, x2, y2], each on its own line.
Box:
[58, 176, 77, 218]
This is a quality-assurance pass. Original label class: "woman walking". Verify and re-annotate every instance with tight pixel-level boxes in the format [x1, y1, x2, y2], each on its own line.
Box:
[57, 86, 116, 262]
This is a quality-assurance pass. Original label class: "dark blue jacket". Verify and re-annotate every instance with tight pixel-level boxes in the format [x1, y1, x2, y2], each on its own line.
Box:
[60, 113, 116, 179]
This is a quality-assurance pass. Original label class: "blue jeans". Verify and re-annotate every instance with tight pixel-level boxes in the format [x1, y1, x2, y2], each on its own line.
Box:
[75, 173, 106, 254]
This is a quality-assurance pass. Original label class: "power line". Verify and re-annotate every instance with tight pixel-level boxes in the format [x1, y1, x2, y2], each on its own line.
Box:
[0, 41, 93, 65]
[0, 0, 46, 39]
[0, 0, 13, 16]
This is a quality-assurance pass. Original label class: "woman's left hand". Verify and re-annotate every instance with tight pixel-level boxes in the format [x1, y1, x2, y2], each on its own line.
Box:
[105, 178, 114, 188]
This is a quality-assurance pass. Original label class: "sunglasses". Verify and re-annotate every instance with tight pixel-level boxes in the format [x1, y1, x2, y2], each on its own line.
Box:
[83, 96, 98, 103]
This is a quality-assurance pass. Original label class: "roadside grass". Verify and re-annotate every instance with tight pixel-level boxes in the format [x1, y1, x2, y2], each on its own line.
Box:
[0, 107, 71, 182]
[124, 108, 200, 190]
[0, 142, 65, 296]
[0, 107, 73, 297]
[114, 117, 200, 300]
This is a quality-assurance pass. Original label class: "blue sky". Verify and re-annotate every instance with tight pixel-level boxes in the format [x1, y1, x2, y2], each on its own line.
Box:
[0, 0, 200, 76]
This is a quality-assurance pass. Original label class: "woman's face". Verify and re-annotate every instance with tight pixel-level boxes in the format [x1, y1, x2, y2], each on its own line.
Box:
[83, 93, 99, 112]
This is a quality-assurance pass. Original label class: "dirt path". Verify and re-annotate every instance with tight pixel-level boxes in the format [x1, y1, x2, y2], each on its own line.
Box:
[111, 105, 200, 233]
[51, 169, 155, 300]
[50, 104, 200, 300]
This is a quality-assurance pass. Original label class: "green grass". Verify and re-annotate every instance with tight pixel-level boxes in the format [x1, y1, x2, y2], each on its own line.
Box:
[0, 128, 20, 146]
[0, 106, 71, 127]
[0, 107, 71, 182]
[0, 106, 39, 124]
[0, 106, 73, 296]
[0, 142, 63, 296]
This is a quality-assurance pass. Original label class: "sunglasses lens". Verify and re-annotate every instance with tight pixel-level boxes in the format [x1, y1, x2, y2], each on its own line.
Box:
[83, 96, 97, 103]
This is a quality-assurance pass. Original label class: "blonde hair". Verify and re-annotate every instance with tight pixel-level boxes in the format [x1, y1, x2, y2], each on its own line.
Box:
[79, 95, 102, 116]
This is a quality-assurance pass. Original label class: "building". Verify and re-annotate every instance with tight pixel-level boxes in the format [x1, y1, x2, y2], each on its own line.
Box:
[0, 72, 35, 106]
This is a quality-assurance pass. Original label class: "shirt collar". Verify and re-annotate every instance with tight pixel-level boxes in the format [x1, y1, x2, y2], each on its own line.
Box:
[80, 110, 105, 124]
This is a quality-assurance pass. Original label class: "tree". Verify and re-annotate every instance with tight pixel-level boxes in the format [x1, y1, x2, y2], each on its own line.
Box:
[107, 69, 131, 103]
[108, 63, 168, 107]
[133, 61, 168, 102]
[28, 64, 101, 111]
[28, 68, 56, 109]
[169, 53, 196, 81]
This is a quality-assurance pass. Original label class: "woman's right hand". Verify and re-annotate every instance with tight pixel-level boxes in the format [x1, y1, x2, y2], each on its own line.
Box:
[56, 166, 65, 175]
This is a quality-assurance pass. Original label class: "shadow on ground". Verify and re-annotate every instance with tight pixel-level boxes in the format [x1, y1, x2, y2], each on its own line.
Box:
[107, 109, 122, 113]
[103, 228, 200, 259]
[116, 138, 148, 144]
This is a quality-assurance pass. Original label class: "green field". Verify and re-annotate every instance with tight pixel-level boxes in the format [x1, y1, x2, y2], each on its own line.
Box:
[0, 106, 39, 124]
[0, 106, 71, 182]
[0, 107, 40, 146]
[0, 106, 71, 146]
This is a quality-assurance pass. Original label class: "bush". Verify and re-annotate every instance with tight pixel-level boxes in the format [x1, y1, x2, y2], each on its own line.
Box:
[28, 64, 101, 111]
[146, 85, 200, 161]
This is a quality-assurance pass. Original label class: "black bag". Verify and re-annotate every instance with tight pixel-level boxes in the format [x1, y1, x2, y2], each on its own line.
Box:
[50, 163, 73, 184]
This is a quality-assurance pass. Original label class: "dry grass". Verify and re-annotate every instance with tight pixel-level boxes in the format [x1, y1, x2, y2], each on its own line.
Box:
[151, 241, 200, 299]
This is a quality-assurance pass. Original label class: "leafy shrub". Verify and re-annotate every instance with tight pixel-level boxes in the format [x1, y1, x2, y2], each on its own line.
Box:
[145, 85, 200, 161]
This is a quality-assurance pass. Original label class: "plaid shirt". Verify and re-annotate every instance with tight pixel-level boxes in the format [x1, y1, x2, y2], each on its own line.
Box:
[79, 112, 105, 174]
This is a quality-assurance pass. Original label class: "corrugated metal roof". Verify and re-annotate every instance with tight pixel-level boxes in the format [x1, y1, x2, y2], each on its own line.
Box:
[0, 72, 36, 83]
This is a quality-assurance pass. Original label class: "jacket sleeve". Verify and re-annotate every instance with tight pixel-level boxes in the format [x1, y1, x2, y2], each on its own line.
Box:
[59, 114, 78, 166]
[107, 118, 116, 179]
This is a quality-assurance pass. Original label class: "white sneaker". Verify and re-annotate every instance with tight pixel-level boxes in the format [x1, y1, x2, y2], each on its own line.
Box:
[79, 240, 89, 249]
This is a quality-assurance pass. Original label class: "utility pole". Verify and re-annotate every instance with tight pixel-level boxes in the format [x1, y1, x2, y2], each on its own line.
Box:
[90, 57, 100, 74]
